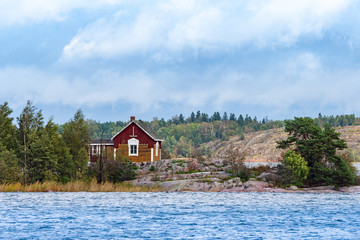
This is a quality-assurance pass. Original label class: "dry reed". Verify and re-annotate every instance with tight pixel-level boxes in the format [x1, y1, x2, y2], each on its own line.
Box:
[0, 178, 162, 192]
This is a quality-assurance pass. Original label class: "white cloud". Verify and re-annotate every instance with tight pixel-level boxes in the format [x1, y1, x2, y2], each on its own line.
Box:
[62, 0, 352, 60]
[0, 0, 125, 27]
[2, 50, 360, 118]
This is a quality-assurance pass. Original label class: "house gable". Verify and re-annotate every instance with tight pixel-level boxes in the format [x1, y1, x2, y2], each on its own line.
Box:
[112, 121, 162, 149]
[111, 118, 163, 146]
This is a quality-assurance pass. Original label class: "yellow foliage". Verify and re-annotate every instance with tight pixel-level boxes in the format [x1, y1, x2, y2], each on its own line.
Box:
[0, 179, 162, 192]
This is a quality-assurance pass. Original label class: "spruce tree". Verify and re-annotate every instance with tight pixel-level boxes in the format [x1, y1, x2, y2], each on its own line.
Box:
[0, 102, 17, 151]
[63, 110, 90, 179]
[17, 101, 44, 183]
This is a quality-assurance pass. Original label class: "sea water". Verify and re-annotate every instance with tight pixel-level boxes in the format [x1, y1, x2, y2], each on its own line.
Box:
[0, 192, 359, 239]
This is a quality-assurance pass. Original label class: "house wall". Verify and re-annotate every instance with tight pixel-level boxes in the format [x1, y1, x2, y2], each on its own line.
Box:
[116, 144, 161, 162]
[117, 144, 149, 162]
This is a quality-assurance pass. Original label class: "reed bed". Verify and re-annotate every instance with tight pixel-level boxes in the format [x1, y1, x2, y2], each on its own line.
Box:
[0, 179, 162, 192]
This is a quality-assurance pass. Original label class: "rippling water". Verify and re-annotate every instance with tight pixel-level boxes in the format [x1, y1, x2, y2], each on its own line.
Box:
[1, 192, 360, 239]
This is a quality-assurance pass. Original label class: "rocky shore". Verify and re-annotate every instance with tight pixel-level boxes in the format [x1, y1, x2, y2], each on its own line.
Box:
[128, 159, 360, 193]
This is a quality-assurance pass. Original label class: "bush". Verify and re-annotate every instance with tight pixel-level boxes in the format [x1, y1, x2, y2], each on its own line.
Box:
[223, 144, 250, 181]
[149, 165, 156, 172]
[188, 159, 199, 171]
[280, 150, 309, 187]
[103, 160, 136, 183]
[236, 165, 251, 182]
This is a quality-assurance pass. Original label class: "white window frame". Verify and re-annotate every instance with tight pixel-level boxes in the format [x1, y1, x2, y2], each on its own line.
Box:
[128, 138, 139, 156]
[92, 145, 98, 155]
[155, 142, 159, 156]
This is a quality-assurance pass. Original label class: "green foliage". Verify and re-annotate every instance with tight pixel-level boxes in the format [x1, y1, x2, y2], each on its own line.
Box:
[150, 165, 156, 171]
[17, 101, 44, 183]
[0, 144, 21, 183]
[280, 150, 309, 187]
[277, 117, 354, 186]
[0, 102, 17, 151]
[88, 111, 285, 158]
[103, 159, 136, 183]
[63, 110, 91, 179]
[314, 113, 357, 127]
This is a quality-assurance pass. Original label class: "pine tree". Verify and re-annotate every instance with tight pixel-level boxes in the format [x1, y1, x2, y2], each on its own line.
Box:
[179, 114, 185, 124]
[237, 114, 244, 127]
[277, 117, 354, 186]
[190, 112, 196, 123]
[222, 112, 228, 121]
[17, 101, 44, 184]
[63, 110, 90, 179]
[195, 111, 201, 121]
[0, 102, 17, 151]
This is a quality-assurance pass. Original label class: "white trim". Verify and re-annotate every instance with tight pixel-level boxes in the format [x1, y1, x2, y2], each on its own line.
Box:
[155, 142, 159, 156]
[151, 148, 154, 162]
[111, 121, 134, 140]
[113, 148, 116, 160]
[90, 143, 113, 146]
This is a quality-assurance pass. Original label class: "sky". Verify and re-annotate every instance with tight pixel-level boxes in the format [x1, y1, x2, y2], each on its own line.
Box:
[1, 0, 360, 124]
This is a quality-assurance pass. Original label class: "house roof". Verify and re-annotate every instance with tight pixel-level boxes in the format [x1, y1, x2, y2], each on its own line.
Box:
[111, 119, 163, 141]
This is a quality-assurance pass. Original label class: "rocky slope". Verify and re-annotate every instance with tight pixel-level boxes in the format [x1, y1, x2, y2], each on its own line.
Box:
[127, 126, 360, 193]
[202, 125, 360, 162]
[128, 159, 360, 193]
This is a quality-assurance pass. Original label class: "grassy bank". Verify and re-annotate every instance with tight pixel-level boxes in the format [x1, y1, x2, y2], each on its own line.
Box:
[0, 179, 162, 192]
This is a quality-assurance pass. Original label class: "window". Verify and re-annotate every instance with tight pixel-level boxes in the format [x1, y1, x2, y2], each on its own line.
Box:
[130, 145, 137, 155]
[128, 138, 139, 156]
[92, 145, 97, 154]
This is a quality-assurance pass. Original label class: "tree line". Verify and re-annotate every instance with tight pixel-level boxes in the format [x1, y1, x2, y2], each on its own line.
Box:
[0, 101, 91, 184]
[1, 101, 358, 185]
[88, 111, 359, 158]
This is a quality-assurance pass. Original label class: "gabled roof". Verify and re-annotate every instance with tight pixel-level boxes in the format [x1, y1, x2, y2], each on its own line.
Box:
[111, 119, 163, 141]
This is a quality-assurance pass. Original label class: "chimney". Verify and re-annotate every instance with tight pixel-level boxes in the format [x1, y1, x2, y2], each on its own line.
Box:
[130, 116, 135, 121]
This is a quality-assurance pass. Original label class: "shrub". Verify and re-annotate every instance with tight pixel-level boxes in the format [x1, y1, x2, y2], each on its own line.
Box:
[280, 150, 309, 187]
[188, 159, 199, 171]
[103, 160, 136, 183]
[223, 144, 250, 181]
[149, 165, 156, 172]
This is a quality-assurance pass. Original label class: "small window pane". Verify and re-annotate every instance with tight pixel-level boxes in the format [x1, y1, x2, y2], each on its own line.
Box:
[130, 145, 138, 155]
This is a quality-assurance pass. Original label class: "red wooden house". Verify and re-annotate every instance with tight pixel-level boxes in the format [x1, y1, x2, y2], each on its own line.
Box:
[90, 116, 163, 163]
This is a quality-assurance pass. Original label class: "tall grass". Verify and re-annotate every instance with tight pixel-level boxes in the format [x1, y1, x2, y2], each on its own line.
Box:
[0, 179, 162, 192]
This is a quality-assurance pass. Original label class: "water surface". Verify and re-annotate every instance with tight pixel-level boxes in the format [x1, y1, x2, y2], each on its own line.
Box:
[1, 192, 359, 239]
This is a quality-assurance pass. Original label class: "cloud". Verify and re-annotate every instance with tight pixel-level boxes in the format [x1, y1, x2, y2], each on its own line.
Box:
[0, 0, 125, 27]
[2, 50, 360, 119]
[62, 0, 352, 60]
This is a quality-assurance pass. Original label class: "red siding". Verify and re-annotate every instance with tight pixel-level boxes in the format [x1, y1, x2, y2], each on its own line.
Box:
[113, 122, 158, 148]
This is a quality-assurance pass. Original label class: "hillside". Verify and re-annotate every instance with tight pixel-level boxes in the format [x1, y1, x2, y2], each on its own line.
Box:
[202, 125, 360, 162]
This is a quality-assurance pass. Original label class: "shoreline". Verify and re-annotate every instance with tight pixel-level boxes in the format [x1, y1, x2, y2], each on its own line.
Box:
[1, 180, 359, 193]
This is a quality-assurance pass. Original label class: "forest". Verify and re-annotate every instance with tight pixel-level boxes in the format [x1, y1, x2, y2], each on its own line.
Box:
[87, 111, 358, 158]
[0, 101, 91, 184]
[0, 100, 358, 185]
